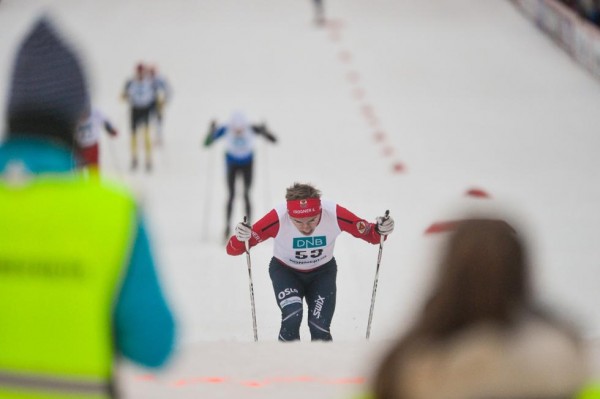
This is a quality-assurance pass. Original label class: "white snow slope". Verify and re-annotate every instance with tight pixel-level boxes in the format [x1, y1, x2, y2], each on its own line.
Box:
[1, 1, 600, 398]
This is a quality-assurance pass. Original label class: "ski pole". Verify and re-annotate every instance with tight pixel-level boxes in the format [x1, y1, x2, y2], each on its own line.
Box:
[366, 210, 389, 340]
[243, 216, 259, 342]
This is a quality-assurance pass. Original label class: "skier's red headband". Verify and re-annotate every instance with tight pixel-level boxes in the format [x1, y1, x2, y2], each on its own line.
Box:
[287, 198, 321, 218]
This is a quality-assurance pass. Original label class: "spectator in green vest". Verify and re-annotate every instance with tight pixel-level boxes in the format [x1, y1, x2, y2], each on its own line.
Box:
[0, 16, 176, 398]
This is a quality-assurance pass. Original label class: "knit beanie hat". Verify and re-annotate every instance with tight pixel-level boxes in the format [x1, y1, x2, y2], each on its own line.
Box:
[229, 110, 248, 131]
[6, 17, 89, 148]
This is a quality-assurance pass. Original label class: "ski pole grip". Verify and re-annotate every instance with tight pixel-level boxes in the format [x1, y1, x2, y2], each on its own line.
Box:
[379, 210, 390, 245]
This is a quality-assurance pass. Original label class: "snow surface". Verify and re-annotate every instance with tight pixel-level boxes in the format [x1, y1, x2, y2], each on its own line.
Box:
[1, 1, 600, 398]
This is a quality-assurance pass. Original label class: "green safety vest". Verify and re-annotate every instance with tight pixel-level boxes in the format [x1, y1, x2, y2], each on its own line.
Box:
[0, 174, 136, 398]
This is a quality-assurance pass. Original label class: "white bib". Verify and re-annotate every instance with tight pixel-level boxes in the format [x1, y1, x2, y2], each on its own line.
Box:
[126, 78, 154, 108]
[75, 109, 106, 148]
[273, 199, 341, 270]
[224, 126, 255, 159]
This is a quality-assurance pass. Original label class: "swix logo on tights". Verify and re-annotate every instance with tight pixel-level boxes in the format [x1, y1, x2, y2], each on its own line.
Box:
[313, 295, 325, 319]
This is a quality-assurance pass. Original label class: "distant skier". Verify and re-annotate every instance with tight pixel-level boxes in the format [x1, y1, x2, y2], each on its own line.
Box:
[122, 63, 154, 171]
[313, 0, 325, 26]
[75, 106, 118, 171]
[226, 182, 395, 341]
[203, 111, 277, 240]
[148, 65, 171, 146]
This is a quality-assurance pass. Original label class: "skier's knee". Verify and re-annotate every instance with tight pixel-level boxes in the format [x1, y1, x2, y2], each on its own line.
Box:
[279, 302, 302, 341]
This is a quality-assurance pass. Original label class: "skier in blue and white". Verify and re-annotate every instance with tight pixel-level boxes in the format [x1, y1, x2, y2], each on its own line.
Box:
[203, 111, 277, 240]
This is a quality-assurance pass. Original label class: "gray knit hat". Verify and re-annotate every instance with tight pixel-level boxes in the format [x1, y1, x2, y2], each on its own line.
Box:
[6, 17, 89, 148]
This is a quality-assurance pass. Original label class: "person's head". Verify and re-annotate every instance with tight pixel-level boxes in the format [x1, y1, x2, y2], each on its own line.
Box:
[135, 62, 145, 79]
[286, 183, 322, 235]
[5, 17, 90, 150]
[417, 217, 529, 339]
[373, 217, 531, 399]
[229, 111, 247, 135]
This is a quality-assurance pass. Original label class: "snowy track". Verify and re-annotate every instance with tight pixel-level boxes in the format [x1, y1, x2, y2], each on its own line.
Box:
[2, 1, 600, 397]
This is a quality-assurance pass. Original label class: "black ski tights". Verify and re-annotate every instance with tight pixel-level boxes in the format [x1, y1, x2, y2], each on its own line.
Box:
[225, 162, 253, 231]
[269, 257, 337, 341]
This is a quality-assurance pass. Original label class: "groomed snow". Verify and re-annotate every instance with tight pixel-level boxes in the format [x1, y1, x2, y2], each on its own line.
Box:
[1, 1, 600, 397]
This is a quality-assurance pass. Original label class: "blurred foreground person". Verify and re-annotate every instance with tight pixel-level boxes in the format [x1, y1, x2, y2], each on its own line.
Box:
[0, 17, 176, 398]
[203, 111, 277, 241]
[226, 182, 394, 341]
[122, 63, 154, 171]
[372, 217, 588, 399]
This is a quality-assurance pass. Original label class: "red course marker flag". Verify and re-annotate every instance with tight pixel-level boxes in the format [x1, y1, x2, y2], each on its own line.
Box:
[392, 162, 405, 173]
[424, 221, 459, 234]
[465, 188, 491, 198]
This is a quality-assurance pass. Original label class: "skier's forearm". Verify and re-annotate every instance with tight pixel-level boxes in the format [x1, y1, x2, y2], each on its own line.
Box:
[104, 121, 118, 136]
[203, 123, 221, 147]
[203, 130, 215, 147]
[226, 237, 247, 255]
[336, 205, 382, 245]
[264, 130, 277, 143]
[251, 124, 277, 143]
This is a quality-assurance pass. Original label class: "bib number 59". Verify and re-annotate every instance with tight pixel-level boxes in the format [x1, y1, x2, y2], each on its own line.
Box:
[295, 249, 323, 259]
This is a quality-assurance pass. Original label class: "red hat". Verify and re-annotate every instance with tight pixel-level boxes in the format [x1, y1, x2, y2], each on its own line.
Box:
[287, 198, 321, 218]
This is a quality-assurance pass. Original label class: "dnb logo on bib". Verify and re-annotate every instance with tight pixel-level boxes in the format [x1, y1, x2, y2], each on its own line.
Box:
[293, 236, 326, 249]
